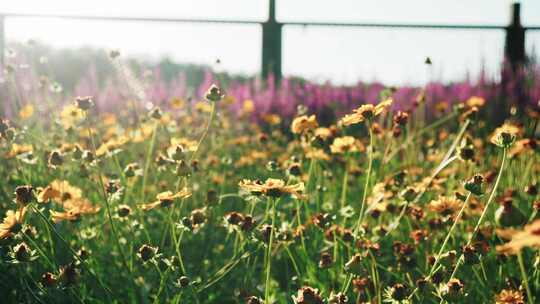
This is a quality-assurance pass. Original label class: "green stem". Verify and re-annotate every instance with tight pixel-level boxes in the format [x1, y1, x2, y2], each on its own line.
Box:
[354, 122, 374, 233]
[408, 193, 471, 300]
[449, 148, 508, 280]
[265, 198, 277, 304]
[518, 252, 534, 304]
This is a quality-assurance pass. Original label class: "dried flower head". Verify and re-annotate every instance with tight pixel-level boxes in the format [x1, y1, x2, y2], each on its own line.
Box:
[75, 96, 94, 111]
[15, 185, 34, 205]
[205, 84, 225, 102]
[293, 286, 323, 304]
[138, 244, 158, 262]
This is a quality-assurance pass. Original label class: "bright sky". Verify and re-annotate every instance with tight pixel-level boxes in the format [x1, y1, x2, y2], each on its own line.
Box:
[1, 0, 540, 85]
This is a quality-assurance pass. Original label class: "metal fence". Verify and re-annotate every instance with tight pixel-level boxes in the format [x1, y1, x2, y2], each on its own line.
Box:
[1, 1, 539, 81]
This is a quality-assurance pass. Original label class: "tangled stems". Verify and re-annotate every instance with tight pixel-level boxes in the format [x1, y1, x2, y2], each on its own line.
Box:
[84, 114, 131, 272]
[407, 192, 472, 301]
[31, 204, 114, 298]
[448, 148, 508, 282]
[265, 198, 277, 304]
[387, 119, 470, 235]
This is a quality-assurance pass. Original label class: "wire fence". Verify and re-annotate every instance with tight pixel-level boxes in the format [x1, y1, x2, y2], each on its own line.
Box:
[1, 1, 539, 80]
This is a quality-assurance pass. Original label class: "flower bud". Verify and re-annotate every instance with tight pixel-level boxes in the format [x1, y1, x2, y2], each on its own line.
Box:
[204, 84, 224, 102]
[464, 174, 485, 196]
[75, 96, 94, 110]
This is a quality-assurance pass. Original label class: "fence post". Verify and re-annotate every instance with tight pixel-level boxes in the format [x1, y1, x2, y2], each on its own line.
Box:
[0, 15, 4, 67]
[262, 0, 282, 82]
[504, 3, 526, 70]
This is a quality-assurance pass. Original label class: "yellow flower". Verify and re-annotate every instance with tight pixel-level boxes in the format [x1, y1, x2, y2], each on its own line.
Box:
[102, 113, 118, 126]
[339, 98, 393, 126]
[60, 104, 85, 129]
[170, 137, 198, 152]
[305, 148, 331, 161]
[241, 99, 255, 114]
[19, 104, 34, 119]
[6, 143, 33, 158]
[50, 210, 82, 223]
[330, 136, 363, 154]
[466, 96, 485, 108]
[195, 101, 213, 113]
[239, 178, 305, 199]
[262, 114, 282, 126]
[130, 123, 154, 143]
[37, 186, 61, 203]
[46, 180, 83, 202]
[495, 289, 524, 304]
[491, 123, 519, 148]
[0, 208, 26, 240]
[314, 127, 333, 140]
[496, 219, 540, 255]
[235, 150, 270, 167]
[428, 196, 462, 216]
[140, 188, 192, 211]
[291, 115, 318, 134]
[170, 97, 185, 109]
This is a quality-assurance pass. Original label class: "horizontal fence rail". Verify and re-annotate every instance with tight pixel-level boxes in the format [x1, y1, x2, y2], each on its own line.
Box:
[1, 1, 540, 80]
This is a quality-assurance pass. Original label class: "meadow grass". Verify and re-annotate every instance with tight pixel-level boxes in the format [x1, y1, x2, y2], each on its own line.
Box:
[1, 61, 540, 304]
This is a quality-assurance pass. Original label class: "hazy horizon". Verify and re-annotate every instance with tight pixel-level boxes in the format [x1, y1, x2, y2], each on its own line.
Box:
[1, 0, 540, 85]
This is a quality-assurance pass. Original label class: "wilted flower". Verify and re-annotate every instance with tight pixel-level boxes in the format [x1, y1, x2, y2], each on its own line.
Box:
[205, 84, 225, 102]
[440, 278, 465, 301]
[386, 283, 408, 301]
[344, 253, 363, 275]
[176, 276, 190, 288]
[58, 262, 80, 287]
[149, 107, 163, 120]
[328, 292, 348, 304]
[393, 111, 409, 126]
[293, 286, 323, 304]
[116, 204, 132, 218]
[41, 272, 57, 288]
[138, 244, 158, 262]
[48, 150, 64, 167]
[10, 242, 37, 262]
[15, 185, 34, 205]
[75, 96, 94, 111]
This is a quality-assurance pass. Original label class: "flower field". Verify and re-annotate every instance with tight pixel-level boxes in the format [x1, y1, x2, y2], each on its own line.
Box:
[1, 51, 540, 304]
